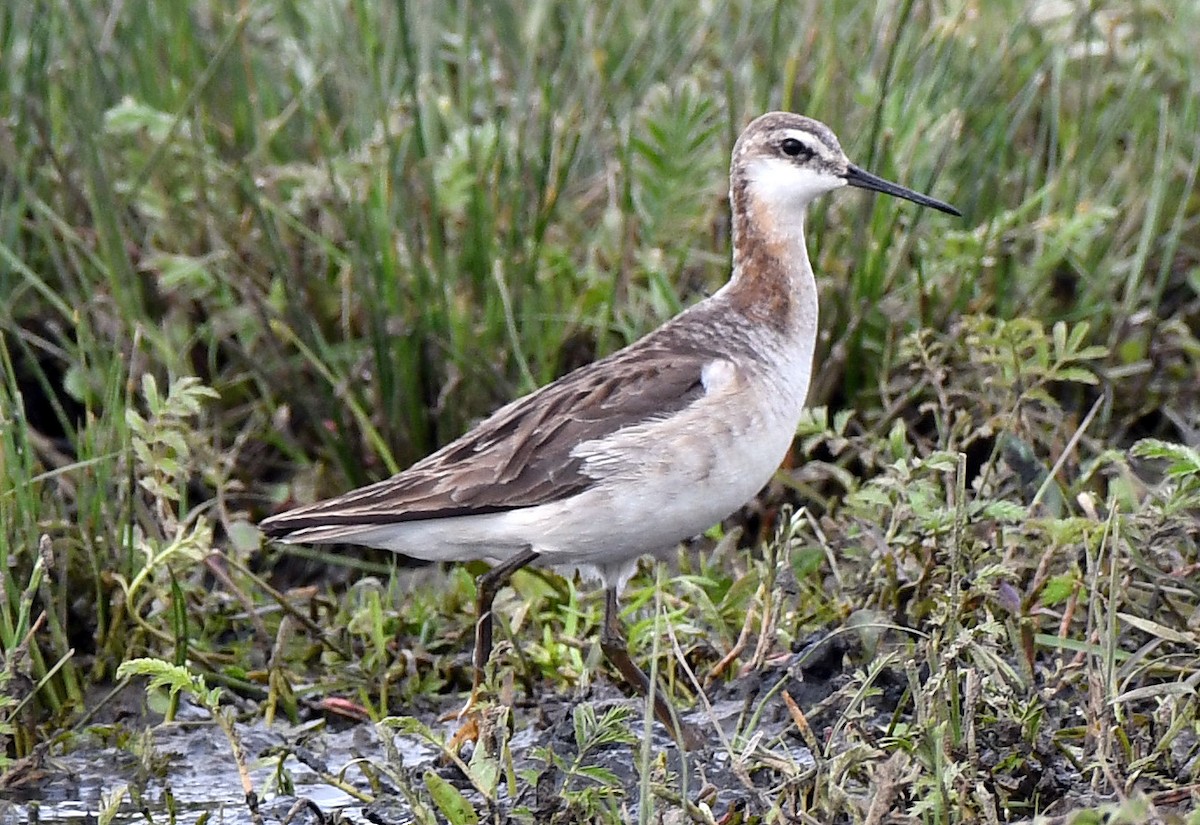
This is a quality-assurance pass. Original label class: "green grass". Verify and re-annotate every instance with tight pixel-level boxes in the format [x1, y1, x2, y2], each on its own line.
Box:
[2, 0, 1199, 822]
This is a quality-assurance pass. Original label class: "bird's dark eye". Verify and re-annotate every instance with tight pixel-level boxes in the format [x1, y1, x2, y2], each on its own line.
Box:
[781, 138, 809, 157]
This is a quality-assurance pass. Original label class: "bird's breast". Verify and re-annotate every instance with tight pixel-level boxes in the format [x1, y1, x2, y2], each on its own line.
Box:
[573, 358, 806, 535]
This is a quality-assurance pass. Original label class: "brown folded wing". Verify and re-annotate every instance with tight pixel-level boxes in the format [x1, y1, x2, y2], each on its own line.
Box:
[259, 344, 713, 534]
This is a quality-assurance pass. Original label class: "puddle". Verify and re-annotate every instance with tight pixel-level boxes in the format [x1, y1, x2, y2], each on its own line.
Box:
[5, 696, 812, 824]
[4, 700, 816, 825]
[2, 647, 846, 823]
[8, 722, 380, 824]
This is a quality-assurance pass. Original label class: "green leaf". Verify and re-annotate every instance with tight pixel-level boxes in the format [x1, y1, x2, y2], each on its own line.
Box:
[832, 408, 854, 435]
[149, 252, 216, 295]
[887, 418, 909, 460]
[572, 703, 591, 748]
[104, 97, 175, 141]
[141, 374, 161, 412]
[790, 546, 825, 580]
[423, 770, 479, 825]
[379, 715, 437, 739]
[979, 500, 1027, 522]
[1066, 320, 1090, 352]
[1073, 345, 1109, 361]
[1132, 439, 1200, 477]
[922, 451, 960, 472]
[1053, 366, 1099, 384]
[574, 764, 622, 787]
[125, 409, 148, 434]
[1039, 575, 1076, 607]
[116, 658, 220, 709]
[467, 745, 500, 795]
[226, 520, 262, 554]
[717, 568, 759, 616]
[848, 486, 893, 511]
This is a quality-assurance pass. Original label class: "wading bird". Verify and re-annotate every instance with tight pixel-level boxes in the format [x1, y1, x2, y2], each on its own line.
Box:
[260, 111, 959, 749]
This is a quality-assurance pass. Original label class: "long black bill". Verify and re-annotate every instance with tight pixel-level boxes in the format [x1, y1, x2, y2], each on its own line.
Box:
[844, 163, 961, 217]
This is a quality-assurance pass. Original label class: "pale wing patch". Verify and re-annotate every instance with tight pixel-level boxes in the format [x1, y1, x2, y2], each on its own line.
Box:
[700, 358, 738, 394]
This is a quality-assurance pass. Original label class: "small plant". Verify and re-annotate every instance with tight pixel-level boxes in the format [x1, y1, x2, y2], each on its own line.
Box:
[518, 704, 638, 823]
[124, 374, 220, 532]
[115, 659, 258, 817]
[1130, 439, 1200, 513]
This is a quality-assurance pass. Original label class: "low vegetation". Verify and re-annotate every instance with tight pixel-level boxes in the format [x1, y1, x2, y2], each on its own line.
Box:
[2, 1, 1198, 822]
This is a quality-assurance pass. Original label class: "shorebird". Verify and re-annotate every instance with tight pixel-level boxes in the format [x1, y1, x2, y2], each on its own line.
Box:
[260, 112, 959, 749]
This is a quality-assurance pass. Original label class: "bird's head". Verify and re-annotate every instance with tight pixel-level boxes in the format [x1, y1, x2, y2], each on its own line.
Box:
[732, 111, 960, 217]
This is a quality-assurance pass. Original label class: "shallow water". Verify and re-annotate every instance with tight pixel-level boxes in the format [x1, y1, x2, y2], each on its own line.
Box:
[9, 721, 401, 824]
[6, 693, 804, 824]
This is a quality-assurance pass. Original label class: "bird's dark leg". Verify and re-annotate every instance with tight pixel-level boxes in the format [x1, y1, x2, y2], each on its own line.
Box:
[448, 551, 542, 724]
[598, 586, 704, 750]
[472, 547, 539, 692]
[444, 548, 540, 733]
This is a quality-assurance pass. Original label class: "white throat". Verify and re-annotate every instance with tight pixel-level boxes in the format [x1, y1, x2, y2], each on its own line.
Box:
[744, 157, 846, 216]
